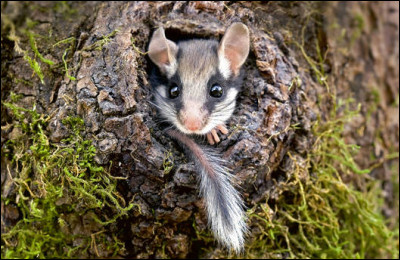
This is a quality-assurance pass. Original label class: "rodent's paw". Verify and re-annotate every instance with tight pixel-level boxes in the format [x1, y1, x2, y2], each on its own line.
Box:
[206, 125, 229, 145]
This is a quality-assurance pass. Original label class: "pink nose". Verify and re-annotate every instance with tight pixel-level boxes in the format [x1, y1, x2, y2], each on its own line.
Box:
[183, 117, 202, 131]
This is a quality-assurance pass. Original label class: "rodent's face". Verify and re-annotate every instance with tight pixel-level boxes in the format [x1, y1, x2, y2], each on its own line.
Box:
[153, 40, 242, 135]
[148, 23, 250, 135]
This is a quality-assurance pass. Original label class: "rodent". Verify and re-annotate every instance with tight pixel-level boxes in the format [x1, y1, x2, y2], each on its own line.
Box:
[147, 22, 250, 253]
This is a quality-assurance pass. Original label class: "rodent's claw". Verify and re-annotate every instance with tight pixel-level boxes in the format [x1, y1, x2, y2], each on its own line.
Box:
[207, 132, 215, 145]
[211, 129, 220, 143]
[207, 125, 229, 145]
[217, 125, 229, 135]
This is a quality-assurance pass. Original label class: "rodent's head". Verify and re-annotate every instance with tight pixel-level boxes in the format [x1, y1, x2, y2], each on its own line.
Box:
[148, 23, 250, 135]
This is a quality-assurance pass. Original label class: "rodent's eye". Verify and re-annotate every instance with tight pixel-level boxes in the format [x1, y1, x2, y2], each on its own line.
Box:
[169, 85, 180, 99]
[210, 84, 223, 98]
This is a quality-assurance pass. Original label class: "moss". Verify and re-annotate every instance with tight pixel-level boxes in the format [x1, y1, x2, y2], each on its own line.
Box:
[1, 26, 141, 256]
[3, 9, 120, 85]
[393, 95, 399, 107]
[53, 1, 78, 17]
[1, 98, 135, 258]
[350, 13, 365, 47]
[53, 36, 76, 48]
[23, 53, 45, 84]
[23, 21, 55, 84]
[288, 76, 302, 92]
[244, 100, 397, 258]
[390, 163, 399, 231]
[83, 29, 120, 51]
[163, 150, 174, 175]
[53, 36, 77, 81]
[27, 30, 55, 66]
[2, 15, 51, 84]
[4, 13, 81, 84]
[61, 44, 77, 81]
[131, 36, 148, 55]
[198, 15, 399, 258]
[52, 29, 120, 82]
[14, 78, 34, 87]
[236, 21, 398, 259]
[366, 86, 380, 122]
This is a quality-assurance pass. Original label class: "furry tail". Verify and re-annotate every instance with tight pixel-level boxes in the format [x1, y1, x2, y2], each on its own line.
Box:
[166, 130, 246, 253]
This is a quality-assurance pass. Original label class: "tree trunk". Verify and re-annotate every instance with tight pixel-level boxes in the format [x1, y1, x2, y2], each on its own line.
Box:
[1, 1, 398, 258]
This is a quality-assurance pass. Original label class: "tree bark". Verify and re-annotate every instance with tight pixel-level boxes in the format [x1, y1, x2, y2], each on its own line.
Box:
[1, 1, 398, 258]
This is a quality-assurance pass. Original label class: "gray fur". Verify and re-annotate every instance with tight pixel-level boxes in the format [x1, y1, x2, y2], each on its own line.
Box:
[166, 130, 247, 253]
[176, 40, 218, 106]
[198, 148, 247, 253]
[149, 23, 250, 252]
[154, 39, 237, 135]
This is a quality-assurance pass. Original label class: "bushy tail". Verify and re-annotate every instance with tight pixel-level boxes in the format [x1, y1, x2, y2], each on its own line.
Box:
[167, 130, 247, 253]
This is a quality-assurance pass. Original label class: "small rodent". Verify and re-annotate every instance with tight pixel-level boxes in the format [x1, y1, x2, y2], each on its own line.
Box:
[148, 22, 250, 253]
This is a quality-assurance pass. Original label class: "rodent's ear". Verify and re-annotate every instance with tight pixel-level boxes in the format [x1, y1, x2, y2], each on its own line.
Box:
[148, 27, 178, 74]
[218, 23, 250, 76]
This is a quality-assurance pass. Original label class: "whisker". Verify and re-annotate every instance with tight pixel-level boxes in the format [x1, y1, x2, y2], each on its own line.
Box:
[147, 100, 163, 110]
[213, 102, 236, 113]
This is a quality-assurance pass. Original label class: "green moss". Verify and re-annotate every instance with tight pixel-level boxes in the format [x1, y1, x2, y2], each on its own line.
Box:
[22, 20, 55, 84]
[239, 19, 398, 258]
[27, 30, 55, 66]
[52, 29, 120, 82]
[53, 37, 77, 81]
[350, 13, 365, 47]
[4, 13, 78, 84]
[53, 36, 76, 48]
[243, 23, 397, 258]
[1, 98, 135, 258]
[366, 87, 380, 122]
[245, 99, 397, 258]
[83, 29, 120, 51]
[14, 78, 34, 87]
[4, 10, 119, 85]
[390, 163, 399, 231]
[9, 92, 24, 103]
[288, 76, 302, 92]
[53, 1, 78, 17]
[393, 95, 399, 107]
[131, 36, 148, 55]
[163, 150, 174, 175]
[23, 54, 45, 84]
[62, 45, 77, 81]
[3, 16, 49, 84]
[241, 92, 397, 257]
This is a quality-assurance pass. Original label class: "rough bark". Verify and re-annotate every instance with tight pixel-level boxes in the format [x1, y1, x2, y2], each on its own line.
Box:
[1, 1, 398, 258]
